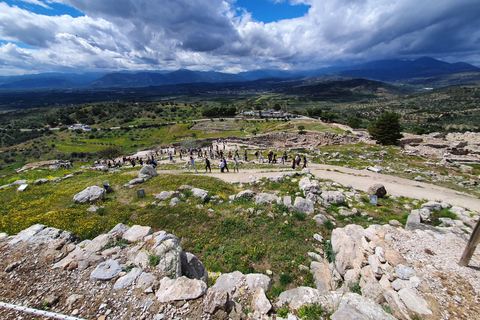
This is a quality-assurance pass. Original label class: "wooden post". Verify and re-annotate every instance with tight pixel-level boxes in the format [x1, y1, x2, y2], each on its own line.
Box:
[459, 218, 480, 267]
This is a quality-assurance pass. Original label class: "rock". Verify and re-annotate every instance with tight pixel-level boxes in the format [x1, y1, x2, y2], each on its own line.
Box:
[8, 224, 46, 246]
[283, 196, 292, 208]
[331, 224, 366, 276]
[367, 184, 387, 198]
[421, 201, 442, 211]
[321, 191, 345, 205]
[129, 177, 145, 185]
[66, 294, 84, 309]
[27, 227, 78, 245]
[169, 197, 181, 206]
[251, 288, 272, 315]
[237, 190, 257, 199]
[203, 287, 229, 314]
[405, 211, 421, 230]
[156, 276, 207, 302]
[90, 259, 122, 281]
[395, 264, 415, 280]
[213, 271, 271, 298]
[155, 191, 173, 201]
[180, 251, 208, 282]
[385, 249, 406, 267]
[191, 188, 209, 201]
[177, 185, 193, 191]
[389, 220, 402, 227]
[300, 168, 310, 175]
[310, 261, 333, 293]
[114, 268, 143, 290]
[313, 214, 328, 225]
[331, 293, 396, 320]
[12, 179, 27, 185]
[0, 233, 7, 240]
[359, 265, 384, 304]
[73, 186, 106, 204]
[293, 197, 314, 214]
[34, 178, 49, 185]
[122, 225, 152, 242]
[398, 288, 432, 315]
[269, 173, 285, 182]
[276, 287, 322, 310]
[108, 223, 130, 237]
[4, 261, 20, 273]
[339, 208, 354, 216]
[313, 234, 323, 243]
[84, 234, 112, 252]
[136, 272, 157, 289]
[254, 193, 280, 205]
[139, 165, 158, 179]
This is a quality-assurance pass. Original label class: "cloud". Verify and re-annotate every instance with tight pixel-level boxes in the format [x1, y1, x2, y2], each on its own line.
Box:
[0, 0, 479, 75]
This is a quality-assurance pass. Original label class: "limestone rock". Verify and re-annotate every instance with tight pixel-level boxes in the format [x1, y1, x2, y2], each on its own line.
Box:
[108, 223, 130, 237]
[8, 224, 46, 246]
[395, 264, 415, 280]
[129, 177, 145, 185]
[276, 287, 322, 310]
[203, 287, 229, 314]
[367, 184, 387, 198]
[139, 165, 158, 179]
[155, 191, 173, 201]
[421, 201, 442, 211]
[331, 224, 366, 276]
[237, 190, 257, 199]
[398, 288, 432, 315]
[73, 186, 106, 204]
[191, 188, 209, 201]
[321, 191, 345, 205]
[254, 193, 280, 205]
[384, 249, 406, 266]
[251, 288, 272, 315]
[90, 259, 122, 281]
[122, 225, 152, 242]
[313, 214, 328, 225]
[114, 268, 143, 290]
[293, 197, 314, 214]
[136, 272, 157, 289]
[169, 197, 181, 207]
[331, 293, 396, 320]
[310, 261, 333, 293]
[156, 276, 207, 302]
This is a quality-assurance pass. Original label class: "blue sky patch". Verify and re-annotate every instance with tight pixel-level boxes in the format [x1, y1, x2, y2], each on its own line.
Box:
[236, 0, 310, 23]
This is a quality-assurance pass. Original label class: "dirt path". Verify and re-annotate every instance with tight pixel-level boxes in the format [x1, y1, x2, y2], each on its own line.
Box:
[155, 163, 480, 212]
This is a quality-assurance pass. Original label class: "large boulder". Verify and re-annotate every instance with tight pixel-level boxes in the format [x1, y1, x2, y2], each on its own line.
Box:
[237, 190, 257, 200]
[191, 188, 209, 201]
[254, 193, 280, 205]
[156, 276, 207, 302]
[331, 224, 366, 276]
[203, 287, 229, 314]
[367, 184, 387, 198]
[293, 197, 315, 214]
[321, 191, 345, 205]
[213, 271, 271, 298]
[310, 261, 334, 293]
[73, 186, 106, 204]
[139, 165, 158, 179]
[122, 225, 152, 242]
[90, 259, 122, 281]
[331, 293, 396, 320]
[113, 268, 143, 290]
[181, 251, 208, 282]
[155, 191, 173, 201]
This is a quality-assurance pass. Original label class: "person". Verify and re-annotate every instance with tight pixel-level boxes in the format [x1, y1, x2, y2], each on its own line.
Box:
[223, 158, 229, 172]
[303, 156, 307, 168]
[259, 153, 264, 163]
[296, 154, 301, 167]
[233, 156, 239, 173]
[220, 159, 225, 173]
[169, 153, 173, 162]
[292, 158, 296, 170]
[188, 156, 197, 173]
[254, 150, 259, 159]
[205, 157, 211, 172]
[280, 153, 285, 165]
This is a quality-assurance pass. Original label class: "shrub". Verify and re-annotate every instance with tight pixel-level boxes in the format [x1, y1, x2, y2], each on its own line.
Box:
[148, 253, 162, 266]
[297, 304, 327, 320]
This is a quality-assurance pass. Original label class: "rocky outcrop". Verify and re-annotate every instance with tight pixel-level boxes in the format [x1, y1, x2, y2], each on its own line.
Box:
[73, 186, 106, 204]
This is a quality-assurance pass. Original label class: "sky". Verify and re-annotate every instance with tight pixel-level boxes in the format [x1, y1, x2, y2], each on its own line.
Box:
[0, 0, 479, 76]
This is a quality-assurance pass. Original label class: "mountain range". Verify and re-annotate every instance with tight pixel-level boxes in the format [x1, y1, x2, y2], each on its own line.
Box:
[0, 57, 478, 90]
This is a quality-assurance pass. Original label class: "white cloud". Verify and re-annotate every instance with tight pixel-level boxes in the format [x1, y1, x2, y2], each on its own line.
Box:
[0, 0, 479, 75]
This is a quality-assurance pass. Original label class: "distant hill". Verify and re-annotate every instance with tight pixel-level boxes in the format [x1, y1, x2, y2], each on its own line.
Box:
[0, 57, 478, 90]
[283, 78, 405, 102]
[0, 73, 104, 89]
[91, 70, 245, 87]
[331, 57, 480, 82]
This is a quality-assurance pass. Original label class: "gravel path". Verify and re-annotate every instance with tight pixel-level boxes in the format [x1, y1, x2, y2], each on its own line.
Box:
[156, 163, 480, 212]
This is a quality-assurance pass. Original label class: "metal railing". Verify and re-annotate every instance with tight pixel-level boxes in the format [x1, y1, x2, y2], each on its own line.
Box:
[0, 301, 86, 320]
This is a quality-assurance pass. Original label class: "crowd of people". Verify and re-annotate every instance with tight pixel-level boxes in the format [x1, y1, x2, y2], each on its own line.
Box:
[105, 139, 308, 174]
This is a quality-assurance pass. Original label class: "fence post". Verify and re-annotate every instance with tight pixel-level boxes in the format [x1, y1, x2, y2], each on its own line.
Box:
[459, 218, 480, 267]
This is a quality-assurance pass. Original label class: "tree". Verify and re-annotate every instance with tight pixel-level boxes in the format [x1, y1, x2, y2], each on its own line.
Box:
[367, 111, 403, 145]
[97, 146, 124, 162]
